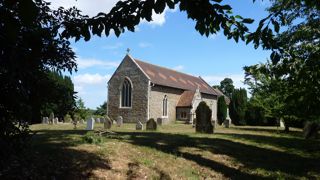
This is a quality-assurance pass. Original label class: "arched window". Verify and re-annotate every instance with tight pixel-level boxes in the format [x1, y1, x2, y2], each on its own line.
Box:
[162, 95, 168, 117]
[121, 78, 132, 107]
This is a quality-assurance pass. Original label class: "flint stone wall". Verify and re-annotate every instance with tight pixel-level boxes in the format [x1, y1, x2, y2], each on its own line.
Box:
[107, 56, 149, 123]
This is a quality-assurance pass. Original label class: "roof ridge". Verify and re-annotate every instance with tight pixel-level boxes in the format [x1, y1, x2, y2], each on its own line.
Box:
[134, 58, 200, 80]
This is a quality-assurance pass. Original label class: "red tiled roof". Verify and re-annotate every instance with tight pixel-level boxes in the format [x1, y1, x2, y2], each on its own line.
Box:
[177, 91, 195, 107]
[134, 59, 218, 95]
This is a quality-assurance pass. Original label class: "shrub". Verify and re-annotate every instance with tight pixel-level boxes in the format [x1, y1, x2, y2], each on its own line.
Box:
[82, 132, 103, 144]
[195, 101, 213, 134]
[217, 96, 227, 125]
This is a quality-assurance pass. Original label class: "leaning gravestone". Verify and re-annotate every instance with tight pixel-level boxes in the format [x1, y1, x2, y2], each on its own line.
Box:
[195, 101, 213, 134]
[136, 121, 143, 130]
[104, 117, 112, 129]
[146, 118, 157, 130]
[86, 117, 95, 130]
[117, 116, 123, 127]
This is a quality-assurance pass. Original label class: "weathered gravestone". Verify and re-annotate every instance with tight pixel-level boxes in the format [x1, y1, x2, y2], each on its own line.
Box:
[195, 101, 213, 134]
[104, 117, 112, 129]
[279, 120, 285, 128]
[146, 118, 157, 130]
[224, 119, 231, 128]
[86, 117, 95, 130]
[303, 121, 319, 139]
[95, 118, 100, 123]
[49, 112, 54, 124]
[136, 121, 143, 130]
[42, 117, 49, 124]
[54, 117, 59, 124]
[44, 117, 49, 124]
[117, 116, 123, 127]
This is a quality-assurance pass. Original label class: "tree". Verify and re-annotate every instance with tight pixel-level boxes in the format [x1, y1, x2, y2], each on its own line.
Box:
[75, 98, 90, 120]
[40, 71, 76, 121]
[229, 88, 247, 125]
[220, 78, 234, 97]
[217, 96, 227, 125]
[244, 0, 320, 132]
[94, 101, 107, 116]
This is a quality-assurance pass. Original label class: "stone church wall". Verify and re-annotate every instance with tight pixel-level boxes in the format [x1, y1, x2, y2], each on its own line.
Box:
[201, 93, 218, 121]
[107, 56, 149, 123]
[149, 85, 184, 122]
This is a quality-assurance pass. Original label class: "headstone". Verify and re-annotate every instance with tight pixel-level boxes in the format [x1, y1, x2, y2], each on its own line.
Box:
[157, 118, 169, 125]
[113, 120, 116, 124]
[49, 112, 54, 124]
[136, 121, 143, 130]
[303, 121, 319, 139]
[224, 119, 231, 128]
[195, 102, 213, 134]
[54, 117, 59, 124]
[80, 119, 85, 124]
[146, 118, 157, 130]
[117, 116, 123, 127]
[279, 120, 285, 128]
[42, 117, 47, 124]
[95, 118, 100, 123]
[104, 117, 112, 129]
[86, 117, 95, 130]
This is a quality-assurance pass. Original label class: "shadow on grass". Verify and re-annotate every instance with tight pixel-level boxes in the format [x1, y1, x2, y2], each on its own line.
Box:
[1, 129, 111, 179]
[107, 131, 319, 179]
[216, 133, 320, 156]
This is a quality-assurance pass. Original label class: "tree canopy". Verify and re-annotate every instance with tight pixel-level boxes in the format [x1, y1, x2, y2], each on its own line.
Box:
[244, 0, 320, 128]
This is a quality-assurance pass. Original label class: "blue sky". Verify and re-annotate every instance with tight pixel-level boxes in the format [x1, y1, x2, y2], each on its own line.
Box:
[50, 0, 271, 109]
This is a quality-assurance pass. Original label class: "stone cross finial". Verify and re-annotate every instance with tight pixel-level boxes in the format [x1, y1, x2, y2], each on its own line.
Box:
[126, 48, 130, 54]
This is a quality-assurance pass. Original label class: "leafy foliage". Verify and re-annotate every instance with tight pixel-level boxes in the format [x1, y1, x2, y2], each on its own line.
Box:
[94, 101, 107, 116]
[244, 0, 320, 130]
[229, 88, 247, 125]
[0, 0, 81, 163]
[74, 98, 91, 120]
[82, 132, 103, 144]
[217, 96, 227, 125]
[220, 78, 234, 97]
[195, 101, 213, 133]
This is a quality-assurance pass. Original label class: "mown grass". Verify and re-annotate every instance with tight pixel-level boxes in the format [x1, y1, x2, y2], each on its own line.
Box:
[2, 122, 319, 179]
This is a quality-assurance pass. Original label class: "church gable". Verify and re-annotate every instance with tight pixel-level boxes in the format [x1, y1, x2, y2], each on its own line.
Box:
[107, 55, 150, 123]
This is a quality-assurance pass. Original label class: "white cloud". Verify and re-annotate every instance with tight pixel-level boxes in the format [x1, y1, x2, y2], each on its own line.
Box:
[102, 42, 123, 50]
[138, 42, 152, 48]
[172, 65, 184, 71]
[48, 0, 119, 17]
[202, 74, 247, 89]
[77, 57, 119, 69]
[49, 0, 177, 27]
[73, 73, 111, 85]
[142, 6, 177, 27]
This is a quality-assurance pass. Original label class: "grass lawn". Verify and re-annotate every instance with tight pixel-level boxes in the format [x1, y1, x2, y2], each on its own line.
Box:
[3, 122, 319, 179]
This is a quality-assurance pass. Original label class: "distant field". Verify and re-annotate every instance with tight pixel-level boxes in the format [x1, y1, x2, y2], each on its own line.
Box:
[3, 122, 319, 179]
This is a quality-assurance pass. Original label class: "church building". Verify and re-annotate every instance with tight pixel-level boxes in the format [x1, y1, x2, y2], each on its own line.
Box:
[107, 55, 226, 124]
